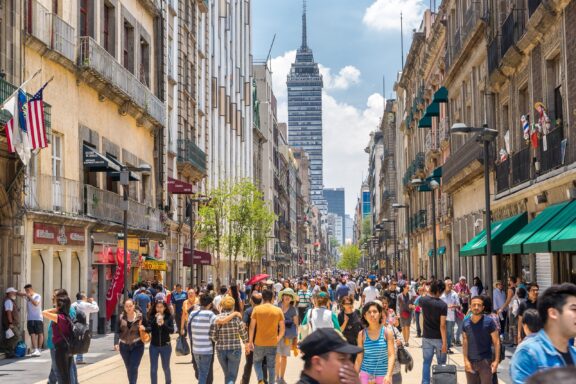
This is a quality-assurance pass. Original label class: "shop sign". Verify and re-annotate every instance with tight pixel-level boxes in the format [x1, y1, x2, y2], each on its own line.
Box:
[141, 260, 167, 271]
[168, 177, 193, 194]
[33, 223, 85, 246]
[183, 248, 212, 266]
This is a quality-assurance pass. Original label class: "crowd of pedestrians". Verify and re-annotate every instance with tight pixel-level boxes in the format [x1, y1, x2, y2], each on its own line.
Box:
[2, 273, 576, 384]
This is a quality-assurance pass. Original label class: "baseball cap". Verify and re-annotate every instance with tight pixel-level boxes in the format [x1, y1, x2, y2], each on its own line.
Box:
[299, 328, 362, 357]
[5, 287, 17, 294]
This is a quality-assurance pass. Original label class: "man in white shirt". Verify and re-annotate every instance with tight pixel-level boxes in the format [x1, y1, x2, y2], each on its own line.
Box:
[361, 280, 380, 306]
[440, 278, 460, 354]
[212, 285, 228, 313]
[71, 292, 99, 364]
[346, 278, 357, 301]
[24, 284, 43, 357]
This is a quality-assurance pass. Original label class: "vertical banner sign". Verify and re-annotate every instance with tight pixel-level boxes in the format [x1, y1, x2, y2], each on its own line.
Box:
[105, 248, 131, 320]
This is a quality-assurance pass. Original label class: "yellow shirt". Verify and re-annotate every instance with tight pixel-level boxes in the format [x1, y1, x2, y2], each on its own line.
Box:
[251, 303, 284, 347]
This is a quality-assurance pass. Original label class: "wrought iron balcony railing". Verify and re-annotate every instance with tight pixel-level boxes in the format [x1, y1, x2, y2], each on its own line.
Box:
[501, 9, 527, 58]
[27, 0, 76, 62]
[26, 174, 82, 215]
[177, 138, 207, 176]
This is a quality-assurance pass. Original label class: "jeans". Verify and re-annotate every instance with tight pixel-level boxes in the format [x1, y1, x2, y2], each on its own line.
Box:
[119, 342, 145, 384]
[422, 338, 447, 384]
[253, 346, 277, 383]
[149, 344, 172, 384]
[48, 348, 78, 384]
[242, 351, 267, 384]
[464, 359, 493, 384]
[415, 312, 422, 336]
[75, 353, 84, 363]
[446, 320, 455, 349]
[194, 354, 213, 384]
[54, 343, 74, 384]
[217, 349, 242, 384]
[455, 316, 464, 344]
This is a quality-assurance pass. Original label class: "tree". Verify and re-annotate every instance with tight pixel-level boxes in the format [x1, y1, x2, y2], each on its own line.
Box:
[329, 236, 340, 249]
[337, 244, 362, 271]
[360, 216, 372, 247]
[243, 191, 276, 276]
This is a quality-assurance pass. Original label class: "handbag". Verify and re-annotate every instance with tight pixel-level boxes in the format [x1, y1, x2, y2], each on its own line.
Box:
[299, 309, 312, 340]
[392, 327, 413, 369]
[139, 320, 150, 344]
[401, 310, 410, 319]
[175, 335, 190, 356]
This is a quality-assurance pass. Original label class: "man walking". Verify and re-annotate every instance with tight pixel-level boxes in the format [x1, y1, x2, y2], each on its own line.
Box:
[455, 276, 471, 314]
[361, 280, 379, 306]
[510, 283, 576, 383]
[462, 295, 500, 384]
[241, 292, 267, 384]
[420, 280, 448, 384]
[24, 284, 43, 357]
[189, 293, 217, 384]
[249, 289, 285, 384]
[2, 287, 23, 357]
[297, 282, 312, 324]
[335, 278, 350, 303]
[170, 284, 187, 333]
[383, 279, 398, 313]
[517, 283, 539, 343]
[71, 292, 99, 364]
[441, 278, 460, 354]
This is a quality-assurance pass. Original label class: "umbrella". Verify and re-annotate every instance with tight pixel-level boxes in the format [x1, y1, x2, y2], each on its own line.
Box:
[246, 274, 270, 286]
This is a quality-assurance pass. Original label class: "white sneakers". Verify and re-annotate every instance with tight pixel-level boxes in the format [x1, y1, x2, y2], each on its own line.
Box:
[30, 349, 41, 357]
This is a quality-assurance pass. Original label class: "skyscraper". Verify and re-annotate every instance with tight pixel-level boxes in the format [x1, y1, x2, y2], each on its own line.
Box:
[287, 1, 327, 213]
[324, 188, 345, 244]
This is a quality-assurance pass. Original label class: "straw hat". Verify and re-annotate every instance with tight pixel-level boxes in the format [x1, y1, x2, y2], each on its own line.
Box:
[278, 288, 298, 302]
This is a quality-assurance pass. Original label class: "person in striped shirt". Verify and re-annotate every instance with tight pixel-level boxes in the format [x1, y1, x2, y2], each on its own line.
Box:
[189, 294, 217, 384]
[297, 281, 312, 323]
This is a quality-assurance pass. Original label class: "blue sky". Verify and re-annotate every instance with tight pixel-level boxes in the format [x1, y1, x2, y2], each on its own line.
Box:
[253, 0, 426, 216]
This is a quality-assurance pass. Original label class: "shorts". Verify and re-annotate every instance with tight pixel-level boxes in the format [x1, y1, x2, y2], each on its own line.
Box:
[359, 371, 386, 384]
[399, 314, 412, 328]
[276, 337, 295, 356]
[27, 320, 44, 335]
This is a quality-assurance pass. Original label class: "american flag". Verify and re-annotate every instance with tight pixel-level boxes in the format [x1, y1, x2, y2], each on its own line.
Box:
[4, 82, 48, 153]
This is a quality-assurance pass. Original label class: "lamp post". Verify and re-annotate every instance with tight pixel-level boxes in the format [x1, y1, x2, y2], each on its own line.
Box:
[392, 203, 410, 279]
[381, 218, 398, 278]
[120, 164, 152, 302]
[411, 177, 440, 278]
[450, 123, 498, 293]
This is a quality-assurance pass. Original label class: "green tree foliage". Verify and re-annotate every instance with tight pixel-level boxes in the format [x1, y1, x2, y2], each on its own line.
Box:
[337, 244, 362, 271]
[360, 216, 372, 247]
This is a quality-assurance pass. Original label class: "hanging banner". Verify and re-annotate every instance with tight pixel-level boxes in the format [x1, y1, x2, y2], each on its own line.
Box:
[183, 248, 212, 266]
[168, 177, 193, 194]
[33, 223, 85, 246]
[105, 248, 131, 320]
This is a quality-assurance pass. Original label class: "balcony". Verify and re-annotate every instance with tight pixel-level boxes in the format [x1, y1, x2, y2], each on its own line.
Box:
[84, 185, 163, 233]
[511, 146, 531, 186]
[78, 36, 165, 128]
[442, 136, 488, 192]
[488, 37, 501, 75]
[0, 78, 51, 133]
[26, 0, 76, 67]
[501, 9, 526, 58]
[177, 138, 207, 181]
[539, 127, 564, 174]
[453, 28, 462, 59]
[26, 174, 82, 216]
[495, 159, 511, 194]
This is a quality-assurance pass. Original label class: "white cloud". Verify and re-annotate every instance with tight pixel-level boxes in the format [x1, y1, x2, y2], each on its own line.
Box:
[363, 0, 426, 31]
[319, 65, 362, 90]
[268, 51, 384, 215]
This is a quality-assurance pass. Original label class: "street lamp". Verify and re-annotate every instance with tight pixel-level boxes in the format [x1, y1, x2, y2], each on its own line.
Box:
[120, 164, 152, 302]
[392, 203, 410, 279]
[381, 218, 398, 278]
[450, 123, 498, 293]
[411, 177, 440, 278]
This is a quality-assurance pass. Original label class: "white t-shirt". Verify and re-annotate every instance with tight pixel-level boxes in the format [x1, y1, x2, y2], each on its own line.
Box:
[440, 290, 460, 322]
[213, 295, 223, 312]
[26, 293, 43, 321]
[4, 299, 13, 312]
[274, 283, 283, 294]
[363, 286, 379, 303]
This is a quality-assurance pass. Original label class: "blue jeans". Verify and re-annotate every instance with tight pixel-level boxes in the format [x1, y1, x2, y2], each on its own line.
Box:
[149, 344, 172, 384]
[48, 348, 78, 384]
[422, 338, 447, 384]
[217, 349, 242, 384]
[415, 312, 422, 336]
[455, 316, 463, 343]
[119, 342, 145, 384]
[254, 346, 277, 384]
[446, 320, 455, 349]
[194, 354, 213, 384]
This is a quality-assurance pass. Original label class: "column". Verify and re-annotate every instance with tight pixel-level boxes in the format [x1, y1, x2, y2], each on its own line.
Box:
[41, 247, 54, 299]
[62, 248, 72, 293]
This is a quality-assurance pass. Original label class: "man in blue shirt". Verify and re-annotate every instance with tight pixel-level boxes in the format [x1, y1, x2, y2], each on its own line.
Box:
[510, 283, 576, 383]
[171, 284, 187, 333]
[133, 286, 152, 318]
[462, 295, 500, 383]
[335, 278, 350, 302]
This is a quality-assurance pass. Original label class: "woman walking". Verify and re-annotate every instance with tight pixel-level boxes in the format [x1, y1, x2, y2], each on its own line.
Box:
[397, 282, 414, 347]
[338, 296, 363, 362]
[42, 291, 74, 384]
[301, 292, 340, 332]
[276, 288, 299, 384]
[114, 299, 148, 384]
[355, 302, 395, 384]
[147, 300, 175, 384]
[210, 296, 247, 384]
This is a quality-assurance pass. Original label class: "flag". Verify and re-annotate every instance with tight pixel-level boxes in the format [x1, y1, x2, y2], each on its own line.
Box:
[2, 89, 31, 165]
[27, 82, 48, 150]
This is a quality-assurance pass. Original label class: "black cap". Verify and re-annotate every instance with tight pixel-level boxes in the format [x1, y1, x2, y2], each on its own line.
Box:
[299, 328, 363, 357]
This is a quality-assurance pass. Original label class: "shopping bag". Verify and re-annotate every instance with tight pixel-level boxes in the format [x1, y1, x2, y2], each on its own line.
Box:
[175, 335, 190, 356]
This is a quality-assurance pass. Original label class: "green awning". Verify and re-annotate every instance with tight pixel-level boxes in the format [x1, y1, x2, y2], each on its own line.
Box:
[418, 116, 432, 128]
[438, 246, 446, 255]
[424, 102, 440, 117]
[432, 86, 448, 103]
[502, 201, 571, 254]
[460, 212, 527, 257]
[551, 214, 576, 251]
[524, 200, 576, 253]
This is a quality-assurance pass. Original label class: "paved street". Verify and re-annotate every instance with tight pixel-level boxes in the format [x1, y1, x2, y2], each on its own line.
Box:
[0, 323, 515, 384]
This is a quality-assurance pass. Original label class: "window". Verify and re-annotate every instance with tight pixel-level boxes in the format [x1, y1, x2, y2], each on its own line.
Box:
[123, 20, 134, 74]
[52, 134, 62, 178]
[139, 37, 150, 86]
[79, 0, 92, 37]
[103, 2, 115, 56]
[105, 154, 119, 193]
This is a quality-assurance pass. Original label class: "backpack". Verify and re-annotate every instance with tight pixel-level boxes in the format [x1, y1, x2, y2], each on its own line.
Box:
[67, 313, 92, 355]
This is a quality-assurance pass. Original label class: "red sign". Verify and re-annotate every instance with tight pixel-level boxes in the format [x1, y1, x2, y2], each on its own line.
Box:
[183, 248, 212, 266]
[168, 177, 193, 194]
[105, 249, 131, 320]
[33, 223, 85, 246]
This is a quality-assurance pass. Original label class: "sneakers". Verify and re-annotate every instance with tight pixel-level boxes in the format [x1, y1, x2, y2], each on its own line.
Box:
[76, 359, 86, 365]
[30, 349, 41, 357]
[447, 348, 455, 354]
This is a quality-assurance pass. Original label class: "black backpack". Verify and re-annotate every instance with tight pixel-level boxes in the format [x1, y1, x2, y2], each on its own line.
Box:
[67, 312, 92, 355]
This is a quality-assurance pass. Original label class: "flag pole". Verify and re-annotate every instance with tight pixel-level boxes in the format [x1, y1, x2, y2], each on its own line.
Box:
[0, 69, 42, 108]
